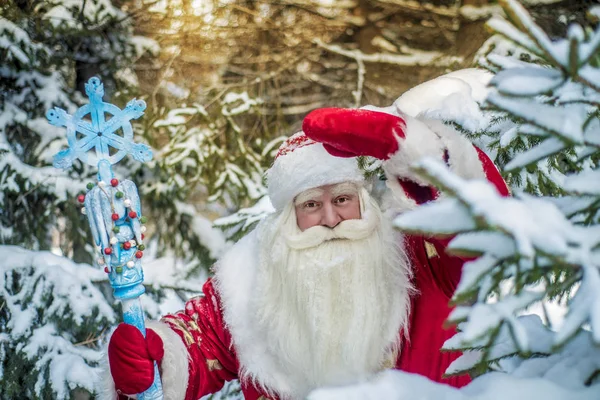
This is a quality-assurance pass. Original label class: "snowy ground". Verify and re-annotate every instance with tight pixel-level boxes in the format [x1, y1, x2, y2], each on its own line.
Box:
[309, 369, 600, 400]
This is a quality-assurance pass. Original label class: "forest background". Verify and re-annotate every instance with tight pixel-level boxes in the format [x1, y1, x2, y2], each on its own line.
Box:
[1, 0, 598, 399]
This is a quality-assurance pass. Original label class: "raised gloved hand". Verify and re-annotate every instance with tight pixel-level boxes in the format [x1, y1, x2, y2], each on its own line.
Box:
[302, 107, 444, 205]
[108, 323, 165, 396]
[301, 107, 404, 160]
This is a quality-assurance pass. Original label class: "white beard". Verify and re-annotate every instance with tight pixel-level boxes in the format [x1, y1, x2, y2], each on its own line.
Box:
[249, 188, 413, 399]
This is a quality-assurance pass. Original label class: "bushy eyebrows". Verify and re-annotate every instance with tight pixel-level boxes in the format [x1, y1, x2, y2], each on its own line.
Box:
[330, 182, 358, 197]
[294, 188, 324, 205]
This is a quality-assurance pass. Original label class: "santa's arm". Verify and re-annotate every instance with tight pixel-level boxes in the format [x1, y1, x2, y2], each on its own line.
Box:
[302, 107, 509, 208]
[303, 107, 509, 293]
[100, 279, 238, 400]
[160, 279, 238, 399]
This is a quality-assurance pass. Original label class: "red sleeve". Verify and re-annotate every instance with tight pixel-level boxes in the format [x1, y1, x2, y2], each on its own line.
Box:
[161, 279, 238, 400]
[475, 146, 510, 197]
[398, 145, 509, 387]
[408, 146, 510, 295]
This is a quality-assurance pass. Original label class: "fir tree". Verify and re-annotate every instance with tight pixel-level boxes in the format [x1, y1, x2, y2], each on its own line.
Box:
[0, 0, 156, 262]
[395, 0, 600, 386]
[149, 91, 284, 245]
[0, 1, 160, 398]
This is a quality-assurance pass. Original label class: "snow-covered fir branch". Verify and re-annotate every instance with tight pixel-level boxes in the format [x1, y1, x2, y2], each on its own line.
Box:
[395, 0, 600, 390]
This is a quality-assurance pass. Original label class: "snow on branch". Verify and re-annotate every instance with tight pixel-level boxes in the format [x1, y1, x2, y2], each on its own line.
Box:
[395, 159, 597, 264]
[314, 39, 462, 67]
[394, 158, 600, 384]
[0, 246, 115, 398]
[445, 314, 600, 386]
[309, 367, 600, 400]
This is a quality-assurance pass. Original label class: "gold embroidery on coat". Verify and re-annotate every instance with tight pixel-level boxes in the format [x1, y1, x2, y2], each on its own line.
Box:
[380, 347, 399, 371]
[165, 318, 195, 346]
[188, 319, 201, 334]
[207, 359, 223, 371]
[424, 240, 439, 259]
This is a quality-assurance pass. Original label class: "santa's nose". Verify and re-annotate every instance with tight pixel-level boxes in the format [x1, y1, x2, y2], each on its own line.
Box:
[321, 203, 342, 229]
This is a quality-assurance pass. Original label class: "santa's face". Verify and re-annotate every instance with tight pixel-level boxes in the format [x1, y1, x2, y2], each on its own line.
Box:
[252, 185, 413, 399]
[294, 182, 361, 231]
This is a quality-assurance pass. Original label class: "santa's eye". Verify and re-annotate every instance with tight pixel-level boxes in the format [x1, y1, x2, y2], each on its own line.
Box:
[334, 195, 352, 205]
[303, 201, 320, 209]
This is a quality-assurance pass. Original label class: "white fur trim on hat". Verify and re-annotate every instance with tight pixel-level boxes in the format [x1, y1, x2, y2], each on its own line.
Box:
[266, 132, 364, 211]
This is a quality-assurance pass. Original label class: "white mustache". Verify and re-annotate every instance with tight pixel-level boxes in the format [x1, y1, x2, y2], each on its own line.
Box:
[284, 210, 379, 250]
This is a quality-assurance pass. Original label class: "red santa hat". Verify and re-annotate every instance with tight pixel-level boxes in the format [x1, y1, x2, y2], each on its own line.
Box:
[267, 132, 364, 211]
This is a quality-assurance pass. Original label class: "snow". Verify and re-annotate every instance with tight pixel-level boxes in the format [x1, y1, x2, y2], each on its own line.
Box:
[486, 17, 542, 58]
[0, 17, 31, 45]
[502, 0, 563, 65]
[1, 246, 114, 331]
[548, 196, 598, 218]
[580, 24, 600, 64]
[486, 53, 535, 71]
[143, 253, 207, 293]
[2, 0, 598, 397]
[579, 65, 600, 91]
[499, 126, 518, 147]
[447, 314, 600, 389]
[24, 324, 100, 398]
[504, 137, 565, 171]
[44, 0, 126, 28]
[406, 159, 596, 263]
[0, 17, 33, 64]
[459, 4, 503, 21]
[214, 195, 275, 238]
[394, 68, 493, 132]
[315, 38, 462, 68]
[451, 291, 544, 349]
[520, 0, 565, 4]
[454, 254, 500, 295]
[0, 246, 115, 398]
[0, 240, 221, 397]
[556, 265, 600, 346]
[492, 67, 563, 96]
[584, 118, 600, 146]
[563, 169, 600, 195]
[221, 92, 262, 116]
[130, 35, 160, 57]
[394, 197, 476, 234]
[165, 81, 191, 99]
[174, 201, 228, 259]
[309, 368, 600, 400]
[392, 155, 600, 384]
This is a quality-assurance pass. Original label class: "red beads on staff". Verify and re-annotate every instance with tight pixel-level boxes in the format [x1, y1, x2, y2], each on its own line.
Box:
[111, 178, 119, 187]
[104, 247, 112, 255]
[128, 211, 138, 218]
[77, 194, 85, 203]
[123, 241, 131, 250]
[111, 213, 119, 221]
[135, 250, 143, 259]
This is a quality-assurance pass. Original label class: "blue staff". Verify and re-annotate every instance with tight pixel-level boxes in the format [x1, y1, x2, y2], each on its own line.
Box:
[48, 77, 163, 400]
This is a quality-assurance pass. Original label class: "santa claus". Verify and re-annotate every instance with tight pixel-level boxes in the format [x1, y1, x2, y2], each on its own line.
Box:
[103, 71, 509, 400]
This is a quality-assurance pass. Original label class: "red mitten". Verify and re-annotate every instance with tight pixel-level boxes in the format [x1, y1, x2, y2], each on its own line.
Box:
[302, 107, 405, 160]
[108, 323, 165, 395]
